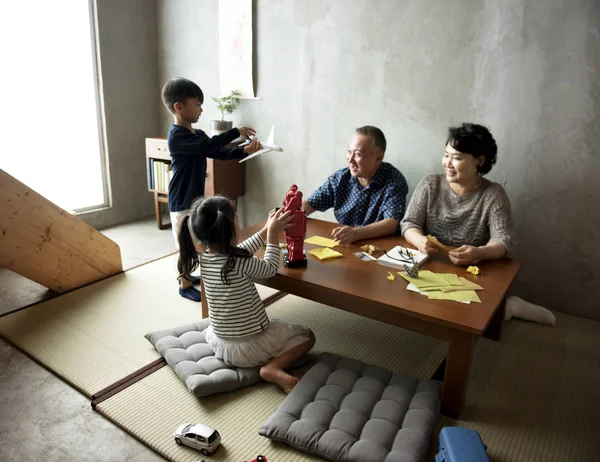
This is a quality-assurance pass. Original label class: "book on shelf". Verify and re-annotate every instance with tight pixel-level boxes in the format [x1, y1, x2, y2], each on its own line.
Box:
[163, 162, 169, 191]
[148, 158, 172, 193]
[147, 158, 154, 190]
[377, 245, 429, 270]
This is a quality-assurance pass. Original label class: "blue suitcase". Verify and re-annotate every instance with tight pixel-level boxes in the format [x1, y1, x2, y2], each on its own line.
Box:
[435, 427, 490, 462]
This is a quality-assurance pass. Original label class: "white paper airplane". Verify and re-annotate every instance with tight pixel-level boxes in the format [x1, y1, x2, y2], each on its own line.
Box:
[239, 125, 283, 162]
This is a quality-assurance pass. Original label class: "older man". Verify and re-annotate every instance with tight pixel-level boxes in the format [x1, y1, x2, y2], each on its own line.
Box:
[302, 126, 408, 244]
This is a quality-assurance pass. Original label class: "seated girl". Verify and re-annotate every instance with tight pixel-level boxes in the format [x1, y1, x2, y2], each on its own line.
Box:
[177, 196, 316, 392]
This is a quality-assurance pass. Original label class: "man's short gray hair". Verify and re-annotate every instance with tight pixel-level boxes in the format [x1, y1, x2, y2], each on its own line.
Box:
[355, 126, 386, 154]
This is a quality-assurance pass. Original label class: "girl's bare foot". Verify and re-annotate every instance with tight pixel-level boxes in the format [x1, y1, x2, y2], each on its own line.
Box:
[260, 366, 299, 393]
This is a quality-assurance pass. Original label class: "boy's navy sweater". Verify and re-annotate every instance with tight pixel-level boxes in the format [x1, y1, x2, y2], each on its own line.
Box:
[167, 125, 245, 212]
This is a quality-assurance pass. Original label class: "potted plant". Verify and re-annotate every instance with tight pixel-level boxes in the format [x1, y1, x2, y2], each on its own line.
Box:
[211, 90, 241, 135]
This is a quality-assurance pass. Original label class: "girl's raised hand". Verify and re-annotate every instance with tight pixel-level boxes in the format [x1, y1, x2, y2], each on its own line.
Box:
[268, 208, 295, 234]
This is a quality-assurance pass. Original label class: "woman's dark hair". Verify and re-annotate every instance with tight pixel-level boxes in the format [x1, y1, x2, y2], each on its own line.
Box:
[161, 77, 204, 114]
[446, 123, 497, 175]
[177, 196, 250, 285]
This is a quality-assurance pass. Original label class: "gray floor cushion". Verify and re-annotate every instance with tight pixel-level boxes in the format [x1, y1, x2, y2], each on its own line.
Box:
[259, 353, 442, 462]
[145, 319, 261, 397]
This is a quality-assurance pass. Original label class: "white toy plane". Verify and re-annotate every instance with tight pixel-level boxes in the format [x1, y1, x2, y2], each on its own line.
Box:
[239, 125, 283, 163]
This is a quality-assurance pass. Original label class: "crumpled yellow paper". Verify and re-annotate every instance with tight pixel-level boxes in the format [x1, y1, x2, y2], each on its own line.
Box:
[360, 244, 381, 255]
[308, 247, 343, 260]
[387, 272, 395, 281]
[467, 266, 482, 276]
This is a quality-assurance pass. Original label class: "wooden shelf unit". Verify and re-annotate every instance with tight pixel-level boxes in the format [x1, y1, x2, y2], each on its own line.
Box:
[145, 138, 245, 229]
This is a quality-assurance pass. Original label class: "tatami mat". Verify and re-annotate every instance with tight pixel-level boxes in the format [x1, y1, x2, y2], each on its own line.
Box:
[0, 254, 278, 398]
[97, 303, 600, 462]
[435, 311, 600, 462]
[96, 294, 447, 462]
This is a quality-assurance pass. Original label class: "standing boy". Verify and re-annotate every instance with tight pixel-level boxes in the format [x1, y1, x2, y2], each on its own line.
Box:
[161, 77, 261, 301]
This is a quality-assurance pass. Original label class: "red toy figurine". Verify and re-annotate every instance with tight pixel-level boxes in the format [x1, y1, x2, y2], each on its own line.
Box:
[281, 184, 307, 268]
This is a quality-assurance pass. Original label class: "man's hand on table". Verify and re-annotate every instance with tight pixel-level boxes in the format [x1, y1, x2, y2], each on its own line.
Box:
[331, 225, 360, 245]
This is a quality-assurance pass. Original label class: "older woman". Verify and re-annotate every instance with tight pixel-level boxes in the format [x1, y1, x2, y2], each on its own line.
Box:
[401, 123, 554, 325]
[402, 123, 516, 265]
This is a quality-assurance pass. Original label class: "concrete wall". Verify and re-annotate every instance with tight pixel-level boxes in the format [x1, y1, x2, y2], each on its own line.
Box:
[157, 0, 600, 320]
[81, 0, 161, 230]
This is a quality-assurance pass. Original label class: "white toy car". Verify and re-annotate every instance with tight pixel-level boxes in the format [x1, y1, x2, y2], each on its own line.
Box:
[173, 423, 221, 455]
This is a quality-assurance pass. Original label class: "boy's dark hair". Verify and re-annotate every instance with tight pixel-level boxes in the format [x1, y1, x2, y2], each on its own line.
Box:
[356, 126, 387, 154]
[177, 196, 251, 285]
[447, 123, 497, 175]
[161, 77, 204, 114]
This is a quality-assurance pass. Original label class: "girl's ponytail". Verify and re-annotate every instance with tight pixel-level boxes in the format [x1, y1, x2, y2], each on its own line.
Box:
[177, 215, 199, 281]
[213, 210, 251, 284]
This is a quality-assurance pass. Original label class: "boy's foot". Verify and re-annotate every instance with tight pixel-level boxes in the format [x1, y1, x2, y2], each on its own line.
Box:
[260, 367, 299, 393]
[179, 285, 201, 302]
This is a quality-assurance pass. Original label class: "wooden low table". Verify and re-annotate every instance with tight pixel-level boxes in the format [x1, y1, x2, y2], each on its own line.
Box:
[204, 218, 522, 418]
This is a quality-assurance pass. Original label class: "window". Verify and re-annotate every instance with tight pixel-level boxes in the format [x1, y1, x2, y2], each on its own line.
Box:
[0, 0, 107, 212]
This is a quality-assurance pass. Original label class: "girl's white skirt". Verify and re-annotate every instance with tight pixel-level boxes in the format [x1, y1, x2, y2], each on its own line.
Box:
[205, 319, 312, 368]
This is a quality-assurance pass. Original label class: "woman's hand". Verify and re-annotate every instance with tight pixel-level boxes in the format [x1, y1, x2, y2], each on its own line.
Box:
[243, 137, 262, 154]
[448, 245, 484, 266]
[331, 226, 359, 244]
[237, 125, 256, 138]
[416, 235, 438, 255]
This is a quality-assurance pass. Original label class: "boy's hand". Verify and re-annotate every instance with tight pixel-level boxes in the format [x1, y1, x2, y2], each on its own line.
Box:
[243, 137, 263, 154]
[238, 126, 256, 138]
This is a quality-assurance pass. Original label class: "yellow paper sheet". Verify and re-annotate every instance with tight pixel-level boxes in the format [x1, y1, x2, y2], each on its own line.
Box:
[427, 290, 481, 303]
[305, 236, 339, 248]
[308, 247, 343, 260]
[397, 270, 451, 289]
[440, 277, 484, 292]
[440, 273, 463, 286]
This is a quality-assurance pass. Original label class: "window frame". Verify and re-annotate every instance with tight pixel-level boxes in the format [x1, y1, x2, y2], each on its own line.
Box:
[74, 0, 110, 214]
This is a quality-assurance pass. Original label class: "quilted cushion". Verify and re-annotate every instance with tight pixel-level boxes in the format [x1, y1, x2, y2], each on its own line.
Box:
[259, 353, 441, 462]
[145, 319, 261, 397]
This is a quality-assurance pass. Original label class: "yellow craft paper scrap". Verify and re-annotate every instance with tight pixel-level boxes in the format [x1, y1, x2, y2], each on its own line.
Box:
[305, 236, 339, 248]
[428, 290, 481, 303]
[440, 273, 463, 286]
[397, 270, 451, 289]
[360, 244, 381, 254]
[467, 266, 482, 276]
[440, 277, 484, 292]
[387, 272, 395, 281]
[308, 247, 343, 260]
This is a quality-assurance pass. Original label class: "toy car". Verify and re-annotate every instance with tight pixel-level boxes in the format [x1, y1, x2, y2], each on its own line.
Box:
[173, 423, 221, 455]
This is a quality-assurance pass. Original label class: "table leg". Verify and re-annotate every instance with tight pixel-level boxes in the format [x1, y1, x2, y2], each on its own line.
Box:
[441, 330, 475, 419]
[483, 296, 506, 341]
